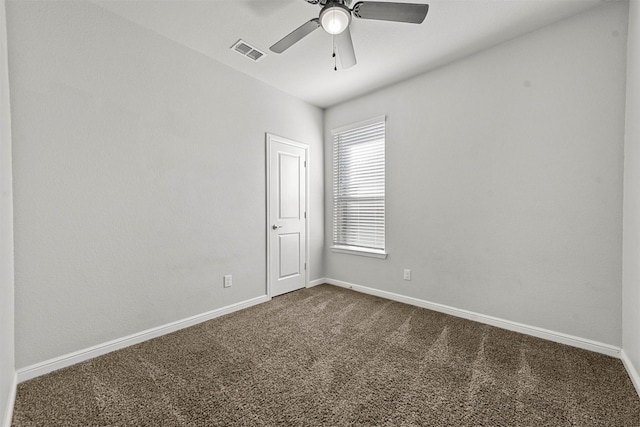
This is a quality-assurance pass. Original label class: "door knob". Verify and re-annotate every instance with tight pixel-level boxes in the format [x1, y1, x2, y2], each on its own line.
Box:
[272, 224, 283, 230]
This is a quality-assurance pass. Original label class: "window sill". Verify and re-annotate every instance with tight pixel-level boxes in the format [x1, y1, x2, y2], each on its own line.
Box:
[330, 246, 388, 259]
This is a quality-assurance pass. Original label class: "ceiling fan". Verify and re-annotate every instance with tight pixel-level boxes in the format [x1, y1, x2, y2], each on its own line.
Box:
[269, 0, 430, 69]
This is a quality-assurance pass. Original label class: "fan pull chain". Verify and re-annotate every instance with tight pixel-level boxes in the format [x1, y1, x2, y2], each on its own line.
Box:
[332, 35, 337, 71]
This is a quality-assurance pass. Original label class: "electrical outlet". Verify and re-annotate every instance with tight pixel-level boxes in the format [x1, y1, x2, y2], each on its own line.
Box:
[224, 274, 232, 288]
[403, 269, 411, 281]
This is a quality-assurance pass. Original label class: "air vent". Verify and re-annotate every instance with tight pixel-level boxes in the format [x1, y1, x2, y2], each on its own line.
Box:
[231, 40, 266, 62]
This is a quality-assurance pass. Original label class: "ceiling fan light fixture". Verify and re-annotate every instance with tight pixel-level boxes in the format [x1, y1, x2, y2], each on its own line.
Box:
[320, 4, 351, 35]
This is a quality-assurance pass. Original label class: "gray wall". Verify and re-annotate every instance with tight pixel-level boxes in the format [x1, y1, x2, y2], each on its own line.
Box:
[623, 0, 640, 384]
[0, 0, 15, 423]
[7, 0, 324, 368]
[324, 2, 628, 346]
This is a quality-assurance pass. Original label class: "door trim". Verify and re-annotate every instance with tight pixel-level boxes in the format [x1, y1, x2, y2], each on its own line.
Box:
[266, 133, 309, 298]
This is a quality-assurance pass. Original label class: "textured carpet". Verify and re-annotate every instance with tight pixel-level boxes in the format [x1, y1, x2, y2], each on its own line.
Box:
[12, 284, 640, 426]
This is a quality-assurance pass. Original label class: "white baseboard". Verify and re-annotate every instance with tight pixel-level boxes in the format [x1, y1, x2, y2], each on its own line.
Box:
[2, 373, 16, 427]
[621, 349, 640, 398]
[324, 278, 621, 358]
[13, 279, 627, 384]
[307, 278, 326, 288]
[16, 295, 271, 383]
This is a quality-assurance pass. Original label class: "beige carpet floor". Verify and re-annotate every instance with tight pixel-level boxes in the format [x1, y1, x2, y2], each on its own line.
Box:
[12, 284, 640, 426]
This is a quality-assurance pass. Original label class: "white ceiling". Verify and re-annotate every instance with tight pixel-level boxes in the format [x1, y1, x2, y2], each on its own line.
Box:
[94, 0, 606, 108]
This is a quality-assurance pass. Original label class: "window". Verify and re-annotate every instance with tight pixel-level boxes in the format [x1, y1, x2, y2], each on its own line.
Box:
[332, 116, 386, 258]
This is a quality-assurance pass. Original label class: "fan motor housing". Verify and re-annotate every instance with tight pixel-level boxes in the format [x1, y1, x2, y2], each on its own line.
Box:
[306, 0, 351, 6]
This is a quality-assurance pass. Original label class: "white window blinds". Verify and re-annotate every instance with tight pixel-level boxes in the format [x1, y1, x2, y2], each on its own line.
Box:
[332, 116, 385, 252]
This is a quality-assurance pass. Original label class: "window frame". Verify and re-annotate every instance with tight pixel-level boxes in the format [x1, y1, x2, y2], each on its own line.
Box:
[331, 116, 387, 259]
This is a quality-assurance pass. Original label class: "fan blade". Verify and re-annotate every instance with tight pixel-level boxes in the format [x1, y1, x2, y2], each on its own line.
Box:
[336, 27, 357, 69]
[353, 2, 429, 24]
[270, 18, 321, 53]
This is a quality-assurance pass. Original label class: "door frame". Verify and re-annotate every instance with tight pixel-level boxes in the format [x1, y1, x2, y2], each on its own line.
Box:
[266, 133, 310, 298]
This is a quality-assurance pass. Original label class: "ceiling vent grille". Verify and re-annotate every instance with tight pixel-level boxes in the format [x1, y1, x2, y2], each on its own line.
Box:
[231, 40, 266, 62]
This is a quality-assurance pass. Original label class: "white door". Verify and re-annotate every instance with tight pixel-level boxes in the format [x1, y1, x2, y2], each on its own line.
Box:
[267, 134, 307, 297]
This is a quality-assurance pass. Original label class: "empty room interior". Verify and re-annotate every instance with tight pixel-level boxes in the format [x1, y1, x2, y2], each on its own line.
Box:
[2, 0, 640, 425]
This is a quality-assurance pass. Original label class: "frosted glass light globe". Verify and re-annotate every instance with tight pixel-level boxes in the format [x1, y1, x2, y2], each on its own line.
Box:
[320, 5, 351, 35]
